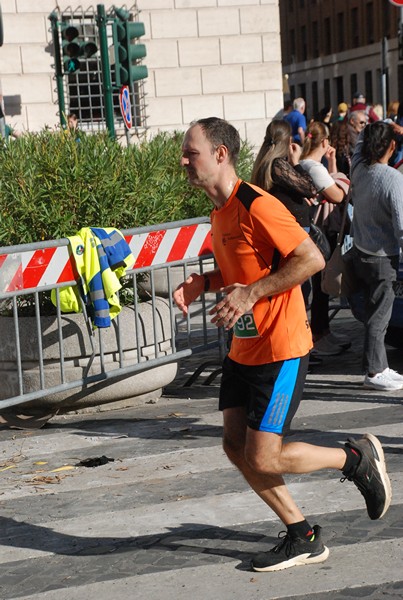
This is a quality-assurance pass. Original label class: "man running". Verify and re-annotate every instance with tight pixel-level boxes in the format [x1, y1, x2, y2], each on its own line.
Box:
[173, 117, 392, 572]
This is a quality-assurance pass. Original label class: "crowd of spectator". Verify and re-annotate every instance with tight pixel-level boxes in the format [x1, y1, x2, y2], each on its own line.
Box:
[266, 93, 403, 389]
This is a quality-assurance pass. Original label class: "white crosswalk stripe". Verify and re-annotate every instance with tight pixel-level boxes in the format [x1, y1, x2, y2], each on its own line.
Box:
[0, 380, 402, 599]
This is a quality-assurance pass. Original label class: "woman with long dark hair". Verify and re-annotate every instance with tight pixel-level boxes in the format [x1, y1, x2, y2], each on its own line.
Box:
[350, 121, 403, 391]
[251, 119, 317, 231]
[250, 120, 318, 312]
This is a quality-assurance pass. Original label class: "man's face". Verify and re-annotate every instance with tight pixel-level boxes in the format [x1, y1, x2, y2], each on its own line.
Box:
[351, 113, 367, 133]
[181, 125, 218, 189]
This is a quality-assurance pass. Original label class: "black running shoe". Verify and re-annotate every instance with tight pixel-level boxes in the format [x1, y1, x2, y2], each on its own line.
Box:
[251, 525, 329, 572]
[342, 433, 392, 520]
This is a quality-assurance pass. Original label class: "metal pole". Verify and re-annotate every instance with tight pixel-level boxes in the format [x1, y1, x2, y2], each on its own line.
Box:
[96, 4, 116, 139]
[49, 11, 66, 128]
[381, 37, 388, 118]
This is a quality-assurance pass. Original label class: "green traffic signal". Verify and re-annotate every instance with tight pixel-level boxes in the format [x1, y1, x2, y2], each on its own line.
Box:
[61, 21, 98, 74]
[112, 17, 148, 87]
[64, 57, 80, 73]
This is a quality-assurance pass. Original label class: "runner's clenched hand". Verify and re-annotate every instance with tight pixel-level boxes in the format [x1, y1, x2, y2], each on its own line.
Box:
[209, 283, 254, 330]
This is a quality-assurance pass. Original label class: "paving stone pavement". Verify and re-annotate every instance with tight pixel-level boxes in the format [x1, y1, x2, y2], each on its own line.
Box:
[0, 306, 402, 600]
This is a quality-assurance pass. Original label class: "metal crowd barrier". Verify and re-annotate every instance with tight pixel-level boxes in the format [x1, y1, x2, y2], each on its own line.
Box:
[0, 218, 227, 413]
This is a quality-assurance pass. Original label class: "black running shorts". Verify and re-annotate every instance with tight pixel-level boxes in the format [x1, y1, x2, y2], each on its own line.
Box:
[219, 354, 309, 434]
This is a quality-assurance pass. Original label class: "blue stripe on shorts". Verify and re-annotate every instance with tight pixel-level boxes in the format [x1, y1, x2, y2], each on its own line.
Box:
[259, 357, 300, 433]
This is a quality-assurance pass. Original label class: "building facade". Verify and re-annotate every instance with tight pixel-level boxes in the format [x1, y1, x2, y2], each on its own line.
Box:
[0, 0, 283, 148]
[279, 0, 403, 119]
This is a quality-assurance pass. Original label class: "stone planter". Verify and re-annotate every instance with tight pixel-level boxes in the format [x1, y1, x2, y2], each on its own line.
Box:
[0, 297, 177, 413]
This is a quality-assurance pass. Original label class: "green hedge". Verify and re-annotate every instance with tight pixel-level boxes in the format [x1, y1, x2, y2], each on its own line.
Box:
[0, 129, 254, 247]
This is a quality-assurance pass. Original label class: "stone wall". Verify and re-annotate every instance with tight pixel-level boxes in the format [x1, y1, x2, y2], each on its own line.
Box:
[0, 0, 282, 147]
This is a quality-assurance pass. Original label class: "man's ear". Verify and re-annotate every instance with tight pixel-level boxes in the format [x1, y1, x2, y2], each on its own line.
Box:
[216, 144, 228, 163]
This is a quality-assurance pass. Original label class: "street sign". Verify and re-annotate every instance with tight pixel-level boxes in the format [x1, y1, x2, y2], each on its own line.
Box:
[119, 85, 132, 129]
[389, 0, 403, 5]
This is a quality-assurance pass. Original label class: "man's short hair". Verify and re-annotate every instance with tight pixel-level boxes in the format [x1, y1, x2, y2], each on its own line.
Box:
[193, 117, 241, 166]
[293, 97, 305, 111]
[350, 110, 366, 123]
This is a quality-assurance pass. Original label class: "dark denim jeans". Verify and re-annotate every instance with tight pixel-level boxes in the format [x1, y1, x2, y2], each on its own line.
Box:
[352, 247, 399, 375]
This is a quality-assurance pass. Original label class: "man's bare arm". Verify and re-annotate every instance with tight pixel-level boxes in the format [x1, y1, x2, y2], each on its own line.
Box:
[173, 268, 224, 316]
[210, 237, 324, 329]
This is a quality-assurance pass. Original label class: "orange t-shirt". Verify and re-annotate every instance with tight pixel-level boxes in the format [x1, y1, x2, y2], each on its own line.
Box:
[211, 179, 312, 365]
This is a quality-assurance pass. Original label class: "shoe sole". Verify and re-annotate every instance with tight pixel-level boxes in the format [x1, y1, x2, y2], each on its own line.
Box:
[363, 433, 392, 519]
[251, 546, 330, 572]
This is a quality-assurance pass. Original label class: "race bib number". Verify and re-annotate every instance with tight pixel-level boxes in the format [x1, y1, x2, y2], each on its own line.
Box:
[233, 312, 260, 338]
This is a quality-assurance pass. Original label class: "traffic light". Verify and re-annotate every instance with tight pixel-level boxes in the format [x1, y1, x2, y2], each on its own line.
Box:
[61, 22, 98, 74]
[112, 11, 148, 87]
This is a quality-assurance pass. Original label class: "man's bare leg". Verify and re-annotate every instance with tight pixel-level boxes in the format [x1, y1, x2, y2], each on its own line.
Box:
[222, 407, 345, 524]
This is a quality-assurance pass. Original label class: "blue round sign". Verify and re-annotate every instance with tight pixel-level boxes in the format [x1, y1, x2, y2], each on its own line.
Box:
[119, 86, 132, 129]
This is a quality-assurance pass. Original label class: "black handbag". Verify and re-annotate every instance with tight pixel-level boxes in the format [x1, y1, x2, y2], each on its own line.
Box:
[309, 222, 331, 261]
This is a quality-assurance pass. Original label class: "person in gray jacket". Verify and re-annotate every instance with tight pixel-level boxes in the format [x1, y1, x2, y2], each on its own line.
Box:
[350, 121, 403, 391]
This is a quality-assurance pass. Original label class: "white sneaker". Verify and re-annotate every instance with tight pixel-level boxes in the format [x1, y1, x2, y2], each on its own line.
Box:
[363, 370, 403, 391]
[384, 368, 403, 383]
[311, 335, 343, 357]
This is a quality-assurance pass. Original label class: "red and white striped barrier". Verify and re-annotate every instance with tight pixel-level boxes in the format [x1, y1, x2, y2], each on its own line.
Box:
[0, 223, 212, 294]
